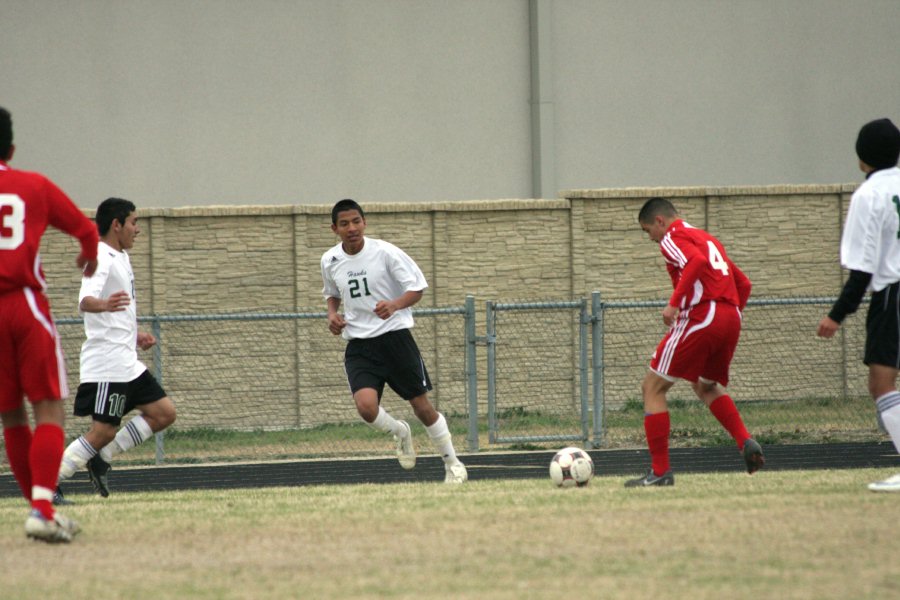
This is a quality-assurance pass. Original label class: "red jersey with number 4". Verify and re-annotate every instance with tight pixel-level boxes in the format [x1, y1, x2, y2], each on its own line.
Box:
[659, 219, 751, 310]
[0, 161, 98, 294]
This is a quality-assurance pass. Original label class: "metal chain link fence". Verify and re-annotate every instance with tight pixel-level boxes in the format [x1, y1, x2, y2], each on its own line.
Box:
[0, 294, 885, 472]
[491, 294, 877, 450]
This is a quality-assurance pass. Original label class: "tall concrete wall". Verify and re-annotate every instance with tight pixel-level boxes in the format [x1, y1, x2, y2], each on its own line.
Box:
[4, 1, 899, 208]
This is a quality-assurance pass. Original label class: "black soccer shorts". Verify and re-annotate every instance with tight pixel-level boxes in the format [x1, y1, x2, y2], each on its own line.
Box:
[865, 281, 900, 369]
[344, 328, 433, 401]
[74, 370, 167, 426]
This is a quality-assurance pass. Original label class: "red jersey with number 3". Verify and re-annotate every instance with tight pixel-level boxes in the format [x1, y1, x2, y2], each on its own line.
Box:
[0, 161, 97, 294]
[659, 219, 750, 310]
[1, 161, 97, 408]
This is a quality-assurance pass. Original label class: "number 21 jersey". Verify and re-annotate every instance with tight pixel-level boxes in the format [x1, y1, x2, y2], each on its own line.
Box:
[321, 237, 428, 340]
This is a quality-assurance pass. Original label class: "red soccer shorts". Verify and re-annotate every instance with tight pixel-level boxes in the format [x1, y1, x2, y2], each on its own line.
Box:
[0, 288, 68, 412]
[649, 301, 742, 387]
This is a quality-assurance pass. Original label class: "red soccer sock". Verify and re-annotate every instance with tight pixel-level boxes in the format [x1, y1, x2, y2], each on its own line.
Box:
[29, 423, 64, 520]
[3, 425, 34, 500]
[644, 412, 671, 476]
[709, 394, 751, 449]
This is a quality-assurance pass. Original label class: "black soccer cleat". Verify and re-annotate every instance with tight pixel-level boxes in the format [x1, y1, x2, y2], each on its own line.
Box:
[742, 438, 765, 474]
[52, 484, 75, 506]
[624, 469, 674, 487]
[86, 455, 112, 497]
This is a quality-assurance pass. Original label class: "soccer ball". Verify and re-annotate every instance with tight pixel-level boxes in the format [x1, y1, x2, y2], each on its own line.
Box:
[549, 447, 594, 488]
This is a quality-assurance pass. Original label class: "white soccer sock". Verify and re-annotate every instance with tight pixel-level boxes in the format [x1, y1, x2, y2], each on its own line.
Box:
[426, 413, 459, 466]
[99, 415, 154, 462]
[58, 436, 97, 481]
[369, 406, 405, 438]
[876, 391, 900, 454]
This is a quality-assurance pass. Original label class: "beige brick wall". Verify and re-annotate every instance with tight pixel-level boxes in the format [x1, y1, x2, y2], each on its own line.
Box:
[42, 185, 856, 315]
[38, 185, 861, 428]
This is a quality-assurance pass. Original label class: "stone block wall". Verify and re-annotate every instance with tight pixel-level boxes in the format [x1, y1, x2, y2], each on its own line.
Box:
[37, 184, 861, 429]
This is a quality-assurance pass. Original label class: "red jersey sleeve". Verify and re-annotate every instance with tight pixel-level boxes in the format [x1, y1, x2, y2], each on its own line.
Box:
[44, 178, 98, 260]
[667, 254, 704, 308]
[730, 260, 752, 310]
[659, 229, 704, 308]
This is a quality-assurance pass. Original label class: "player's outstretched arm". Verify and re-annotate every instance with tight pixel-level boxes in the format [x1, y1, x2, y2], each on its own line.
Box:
[326, 296, 346, 335]
[731, 260, 752, 310]
[374, 290, 423, 320]
[137, 331, 156, 350]
[79, 291, 130, 313]
[819, 270, 872, 338]
[817, 316, 840, 338]
[77, 255, 98, 277]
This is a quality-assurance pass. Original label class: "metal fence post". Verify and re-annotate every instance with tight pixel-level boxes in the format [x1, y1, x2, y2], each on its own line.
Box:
[151, 315, 165, 464]
[464, 295, 479, 452]
[578, 298, 589, 441]
[486, 300, 497, 444]
[591, 291, 604, 448]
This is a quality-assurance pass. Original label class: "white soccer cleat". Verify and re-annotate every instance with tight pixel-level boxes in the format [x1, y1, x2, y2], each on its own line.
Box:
[25, 509, 81, 543]
[395, 420, 416, 470]
[868, 473, 900, 492]
[444, 461, 468, 484]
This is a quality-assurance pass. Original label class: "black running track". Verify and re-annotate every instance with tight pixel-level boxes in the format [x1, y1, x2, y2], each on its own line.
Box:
[1, 442, 896, 497]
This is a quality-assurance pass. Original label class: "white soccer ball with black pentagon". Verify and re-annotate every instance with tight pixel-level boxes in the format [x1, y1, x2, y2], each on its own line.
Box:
[549, 446, 594, 488]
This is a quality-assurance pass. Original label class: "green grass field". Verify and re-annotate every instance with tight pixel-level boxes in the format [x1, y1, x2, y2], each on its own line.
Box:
[1, 469, 898, 599]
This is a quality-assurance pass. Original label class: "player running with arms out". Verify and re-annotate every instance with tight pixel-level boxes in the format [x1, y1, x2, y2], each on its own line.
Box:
[56, 197, 176, 498]
[0, 106, 97, 542]
[626, 197, 765, 487]
[321, 199, 467, 484]
[817, 118, 900, 492]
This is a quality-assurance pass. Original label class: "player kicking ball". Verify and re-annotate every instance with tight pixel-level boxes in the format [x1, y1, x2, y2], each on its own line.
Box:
[321, 199, 467, 484]
[626, 197, 765, 487]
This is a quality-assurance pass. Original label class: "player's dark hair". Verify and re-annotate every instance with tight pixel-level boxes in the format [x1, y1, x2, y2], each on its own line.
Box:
[0, 107, 13, 160]
[331, 198, 364, 224]
[96, 197, 136, 236]
[638, 197, 678, 224]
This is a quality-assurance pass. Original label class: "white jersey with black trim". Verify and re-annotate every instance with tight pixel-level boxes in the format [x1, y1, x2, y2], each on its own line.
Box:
[841, 167, 900, 292]
[321, 237, 428, 340]
[78, 241, 146, 382]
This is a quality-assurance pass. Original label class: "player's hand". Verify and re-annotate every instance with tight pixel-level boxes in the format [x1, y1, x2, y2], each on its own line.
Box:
[817, 316, 840, 338]
[105, 290, 131, 312]
[328, 313, 346, 335]
[662, 305, 679, 327]
[77, 254, 97, 277]
[137, 331, 156, 350]
[374, 300, 397, 320]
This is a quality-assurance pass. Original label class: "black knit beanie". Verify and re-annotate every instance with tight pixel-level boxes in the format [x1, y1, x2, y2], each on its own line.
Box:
[855, 118, 900, 170]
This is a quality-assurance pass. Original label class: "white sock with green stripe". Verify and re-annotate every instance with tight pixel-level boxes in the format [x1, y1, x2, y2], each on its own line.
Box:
[99, 415, 154, 462]
[58, 436, 97, 480]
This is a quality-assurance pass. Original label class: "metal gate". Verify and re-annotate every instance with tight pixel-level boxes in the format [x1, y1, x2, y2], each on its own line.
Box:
[484, 299, 592, 446]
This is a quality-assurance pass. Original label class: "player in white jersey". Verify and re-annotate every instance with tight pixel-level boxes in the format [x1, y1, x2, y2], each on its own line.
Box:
[817, 118, 900, 492]
[321, 199, 467, 484]
[56, 198, 176, 499]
